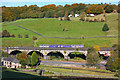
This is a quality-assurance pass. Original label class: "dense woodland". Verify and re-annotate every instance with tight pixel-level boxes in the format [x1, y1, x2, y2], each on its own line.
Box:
[1, 3, 120, 22]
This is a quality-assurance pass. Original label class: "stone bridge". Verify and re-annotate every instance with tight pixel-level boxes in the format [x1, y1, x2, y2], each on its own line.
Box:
[2, 47, 113, 59]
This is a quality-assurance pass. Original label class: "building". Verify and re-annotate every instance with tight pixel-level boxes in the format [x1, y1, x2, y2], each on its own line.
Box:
[75, 14, 80, 17]
[68, 14, 80, 17]
[68, 14, 73, 17]
[1, 57, 21, 68]
[87, 14, 95, 17]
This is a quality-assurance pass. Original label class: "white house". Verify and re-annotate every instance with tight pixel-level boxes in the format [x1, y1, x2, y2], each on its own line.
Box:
[75, 14, 80, 17]
[87, 14, 95, 17]
[68, 14, 73, 17]
[68, 14, 80, 17]
[2, 57, 21, 68]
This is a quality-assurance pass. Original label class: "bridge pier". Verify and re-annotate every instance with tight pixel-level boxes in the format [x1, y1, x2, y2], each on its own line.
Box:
[43, 55, 48, 59]
[64, 56, 70, 60]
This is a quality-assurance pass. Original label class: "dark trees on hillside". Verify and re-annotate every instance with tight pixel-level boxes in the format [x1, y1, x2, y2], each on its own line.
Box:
[104, 5, 114, 13]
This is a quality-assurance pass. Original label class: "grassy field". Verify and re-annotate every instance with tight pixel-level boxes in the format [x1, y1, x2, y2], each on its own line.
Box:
[2, 13, 118, 47]
[37, 64, 117, 78]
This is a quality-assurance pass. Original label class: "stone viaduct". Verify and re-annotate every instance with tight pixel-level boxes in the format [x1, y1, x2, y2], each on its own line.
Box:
[2, 47, 113, 59]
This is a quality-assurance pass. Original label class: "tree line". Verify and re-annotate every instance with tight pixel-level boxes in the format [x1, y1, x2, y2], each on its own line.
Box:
[2, 3, 119, 22]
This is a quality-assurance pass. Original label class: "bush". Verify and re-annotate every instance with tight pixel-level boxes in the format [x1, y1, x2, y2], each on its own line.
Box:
[89, 20, 94, 22]
[63, 28, 68, 31]
[2, 30, 10, 37]
[2, 51, 9, 57]
[67, 17, 70, 21]
[60, 17, 63, 21]
[86, 18, 89, 22]
[11, 34, 15, 37]
[18, 34, 22, 38]
[94, 19, 97, 22]
[101, 18, 105, 22]
[32, 36, 37, 40]
[25, 34, 29, 38]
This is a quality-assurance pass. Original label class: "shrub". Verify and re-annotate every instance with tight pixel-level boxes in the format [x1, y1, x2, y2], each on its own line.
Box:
[97, 18, 100, 22]
[67, 17, 70, 21]
[18, 34, 22, 38]
[94, 19, 97, 22]
[86, 18, 89, 22]
[60, 17, 63, 21]
[89, 20, 94, 22]
[2, 30, 10, 37]
[32, 36, 37, 40]
[25, 34, 29, 38]
[2, 51, 9, 57]
[101, 18, 105, 22]
[63, 28, 68, 31]
[11, 34, 15, 37]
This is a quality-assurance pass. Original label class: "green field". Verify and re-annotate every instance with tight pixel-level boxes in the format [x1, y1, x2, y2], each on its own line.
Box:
[2, 13, 118, 47]
[37, 65, 117, 78]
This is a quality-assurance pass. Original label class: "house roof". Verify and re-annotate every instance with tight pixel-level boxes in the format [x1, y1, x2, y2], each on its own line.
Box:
[2, 56, 19, 63]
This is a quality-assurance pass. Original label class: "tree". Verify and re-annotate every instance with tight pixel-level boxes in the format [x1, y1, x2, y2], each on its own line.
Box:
[18, 34, 22, 38]
[25, 34, 29, 38]
[2, 51, 9, 57]
[94, 45, 100, 52]
[102, 23, 109, 36]
[2, 30, 10, 37]
[31, 51, 38, 66]
[11, 34, 15, 37]
[104, 5, 114, 13]
[86, 47, 100, 67]
[106, 50, 120, 72]
[80, 12, 86, 21]
[64, 10, 70, 21]
[19, 59, 26, 68]
[32, 36, 37, 40]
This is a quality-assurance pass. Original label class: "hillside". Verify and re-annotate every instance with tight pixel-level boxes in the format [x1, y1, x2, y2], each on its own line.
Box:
[2, 13, 118, 47]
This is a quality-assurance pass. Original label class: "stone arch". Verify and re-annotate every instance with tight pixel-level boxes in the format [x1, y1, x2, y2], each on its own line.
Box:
[68, 51, 86, 60]
[10, 50, 22, 55]
[27, 51, 44, 57]
[47, 51, 64, 59]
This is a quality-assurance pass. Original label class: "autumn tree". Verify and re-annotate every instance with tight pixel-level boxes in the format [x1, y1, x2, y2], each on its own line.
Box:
[94, 45, 100, 52]
[16, 52, 28, 68]
[86, 4, 104, 14]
